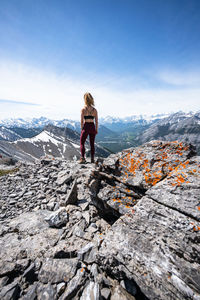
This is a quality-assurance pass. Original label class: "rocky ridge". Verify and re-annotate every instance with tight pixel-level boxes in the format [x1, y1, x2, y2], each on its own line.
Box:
[0, 140, 200, 299]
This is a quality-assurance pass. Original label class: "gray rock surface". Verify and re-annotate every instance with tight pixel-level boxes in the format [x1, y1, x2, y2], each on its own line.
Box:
[0, 140, 199, 299]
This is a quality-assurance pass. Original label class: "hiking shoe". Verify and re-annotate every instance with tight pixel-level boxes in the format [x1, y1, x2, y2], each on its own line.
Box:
[91, 158, 95, 163]
[79, 157, 86, 164]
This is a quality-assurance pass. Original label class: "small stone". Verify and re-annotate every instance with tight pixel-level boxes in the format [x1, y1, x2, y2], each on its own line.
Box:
[45, 208, 69, 228]
[90, 222, 97, 228]
[101, 287, 111, 299]
[24, 191, 33, 196]
[90, 263, 99, 278]
[82, 211, 90, 224]
[37, 193, 45, 200]
[22, 283, 37, 300]
[56, 174, 72, 186]
[47, 202, 55, 211]
[10, 193, 17, 198]
[60, 268, 87, 300]
[0, 276, 9, 288]
[80, 281, 100, 300]
[9, 199, 17, 205]
[64, 179, 78, 205]
[85, 225, 98, 233]
[57, 282, 66, 296]
[111, 284, 136, 300]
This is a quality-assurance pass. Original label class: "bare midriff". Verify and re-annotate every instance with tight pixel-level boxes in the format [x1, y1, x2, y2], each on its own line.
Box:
[84, 119, 94, 123]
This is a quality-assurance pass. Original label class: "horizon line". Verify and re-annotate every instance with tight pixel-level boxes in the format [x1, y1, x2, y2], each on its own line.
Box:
[0, 109, 199, 123]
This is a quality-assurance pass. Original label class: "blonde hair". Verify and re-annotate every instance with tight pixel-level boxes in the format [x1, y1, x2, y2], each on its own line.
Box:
[84, 92, 95, 106]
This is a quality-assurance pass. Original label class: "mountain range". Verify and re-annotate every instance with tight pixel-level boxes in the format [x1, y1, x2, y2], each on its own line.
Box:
[0, 114, 169, 129]
[0, 111, 199, 162]
[0, 113, 170, 153]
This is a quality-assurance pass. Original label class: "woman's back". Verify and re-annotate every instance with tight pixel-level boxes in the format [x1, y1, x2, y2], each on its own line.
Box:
[82, 105, 96, 121]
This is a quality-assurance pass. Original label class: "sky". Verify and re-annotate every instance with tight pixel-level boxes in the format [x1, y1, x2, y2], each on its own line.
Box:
[0, 0, 200, 121]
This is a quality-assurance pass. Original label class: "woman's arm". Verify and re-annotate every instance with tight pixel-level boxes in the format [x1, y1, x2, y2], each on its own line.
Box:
[81, 108, 84, 130]
[95, 109, 98, 134]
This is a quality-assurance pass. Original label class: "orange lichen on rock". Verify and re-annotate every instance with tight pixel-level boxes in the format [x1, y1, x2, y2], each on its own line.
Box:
[170, 171, 189, 186]
[112, 198, 117, 202]
[193, 226, 200, 232]
[115, 141, 195, 212]
[119, 142, 190, 188]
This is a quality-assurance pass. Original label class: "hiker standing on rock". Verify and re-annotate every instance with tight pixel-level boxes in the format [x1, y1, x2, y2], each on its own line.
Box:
[79, 92, 98, 164]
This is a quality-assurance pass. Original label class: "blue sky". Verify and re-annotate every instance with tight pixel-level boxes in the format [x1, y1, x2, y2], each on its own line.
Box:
[0, 0, 200, 120]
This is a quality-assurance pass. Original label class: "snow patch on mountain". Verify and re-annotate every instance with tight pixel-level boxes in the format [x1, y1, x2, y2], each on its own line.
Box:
[16, 130, 60, 145]
[70, 142, 80, 149]
[0, 126, 22, 141]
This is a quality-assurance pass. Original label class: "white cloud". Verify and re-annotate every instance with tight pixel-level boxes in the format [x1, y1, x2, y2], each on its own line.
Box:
[0, 60, 199, 120]
[158, 70, 200, 87]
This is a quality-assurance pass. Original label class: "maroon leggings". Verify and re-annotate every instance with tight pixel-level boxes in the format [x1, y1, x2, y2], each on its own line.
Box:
[80, 123, 96, 158]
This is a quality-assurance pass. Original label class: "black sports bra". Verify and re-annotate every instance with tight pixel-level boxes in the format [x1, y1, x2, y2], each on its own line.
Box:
[84, 115, 94, 120]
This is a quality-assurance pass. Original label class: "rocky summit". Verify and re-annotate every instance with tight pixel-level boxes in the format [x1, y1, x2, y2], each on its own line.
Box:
[0, 140, 200, 300]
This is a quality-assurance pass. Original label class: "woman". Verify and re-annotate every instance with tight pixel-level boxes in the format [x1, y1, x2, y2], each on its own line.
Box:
[80, 92, 98, 163]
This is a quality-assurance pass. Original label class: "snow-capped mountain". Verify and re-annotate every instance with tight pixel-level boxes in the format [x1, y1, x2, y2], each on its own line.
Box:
[99, 113, 171, 132]
[0, 113, 170, 131]
[99, 113, 170, 124]
[0, 112, 198, 131]
[0, 116, 80, 131]
[0, 125, 110, 162]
